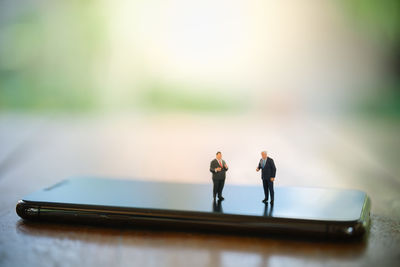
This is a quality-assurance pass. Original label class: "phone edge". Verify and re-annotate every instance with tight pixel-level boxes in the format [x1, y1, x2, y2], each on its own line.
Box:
[16, 198, 370, 240]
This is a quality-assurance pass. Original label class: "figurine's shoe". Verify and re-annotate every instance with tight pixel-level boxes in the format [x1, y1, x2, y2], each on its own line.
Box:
[218, 196, 225, 201]
[270, 200, 274, 205]
[262, 199, 268, 203]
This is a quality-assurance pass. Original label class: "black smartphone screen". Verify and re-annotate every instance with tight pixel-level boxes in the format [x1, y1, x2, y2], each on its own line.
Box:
[17, 177, 370, 238]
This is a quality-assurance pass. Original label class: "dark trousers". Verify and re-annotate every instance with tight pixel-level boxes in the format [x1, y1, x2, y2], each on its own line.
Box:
[213, 178, 225, 198]
[262, 179, 274, 201]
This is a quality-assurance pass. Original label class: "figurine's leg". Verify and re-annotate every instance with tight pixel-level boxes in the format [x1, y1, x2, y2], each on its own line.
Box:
[263, 179, 269, 201]
[269, 180, 274, 202]
[212, 179, 217, 199]
[218, 178, 225, 197]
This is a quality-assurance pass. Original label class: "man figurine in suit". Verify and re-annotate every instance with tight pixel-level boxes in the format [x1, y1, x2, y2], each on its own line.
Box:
[210, 151, 228, 201]
[256, 151, 276, 204]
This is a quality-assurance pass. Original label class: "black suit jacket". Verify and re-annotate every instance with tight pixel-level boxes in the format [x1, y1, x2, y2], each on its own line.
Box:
[258, 157, 276, 180]
[210, 159, 228, 180]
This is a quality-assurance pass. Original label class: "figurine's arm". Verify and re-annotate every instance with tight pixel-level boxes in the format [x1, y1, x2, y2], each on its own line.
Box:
[210, 161, 216, 173]
[271, 158, 276, 178]
[256, 161, 261, 171]
[223, 161, 228, 171]
[210, 161, 221, 173]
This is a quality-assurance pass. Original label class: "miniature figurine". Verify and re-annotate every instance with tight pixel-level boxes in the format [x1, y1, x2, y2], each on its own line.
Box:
[256, 151, 276, 204]
[210, 151, 229, 201]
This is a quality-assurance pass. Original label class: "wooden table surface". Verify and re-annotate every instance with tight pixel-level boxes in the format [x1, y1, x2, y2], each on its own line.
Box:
[0, 112, 399, 267]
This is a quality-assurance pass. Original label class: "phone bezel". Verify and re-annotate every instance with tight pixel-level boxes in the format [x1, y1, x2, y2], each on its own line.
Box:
[16, 194, 371, 239]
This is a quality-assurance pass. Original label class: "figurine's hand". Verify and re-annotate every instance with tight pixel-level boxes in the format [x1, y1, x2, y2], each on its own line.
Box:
[224, 164, 228, 169]
[215, 168, 219, 172]
[270, 178, 275, 182]
[256, 168, 260, 172]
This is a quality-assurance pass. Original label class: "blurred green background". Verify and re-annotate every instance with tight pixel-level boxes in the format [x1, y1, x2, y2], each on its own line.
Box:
[0, 0, 399, 115]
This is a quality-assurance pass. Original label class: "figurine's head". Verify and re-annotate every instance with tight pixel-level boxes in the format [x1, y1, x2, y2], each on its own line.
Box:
[261, 151, 268, 159]
[216, 151, 222, 160]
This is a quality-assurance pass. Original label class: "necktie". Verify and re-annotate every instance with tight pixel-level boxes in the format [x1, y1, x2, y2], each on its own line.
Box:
[262, 160, 265, 168]
[219, 160, 222, 167]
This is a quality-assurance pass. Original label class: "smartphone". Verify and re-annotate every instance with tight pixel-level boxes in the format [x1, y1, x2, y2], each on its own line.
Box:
[16, 177, 371, 239]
